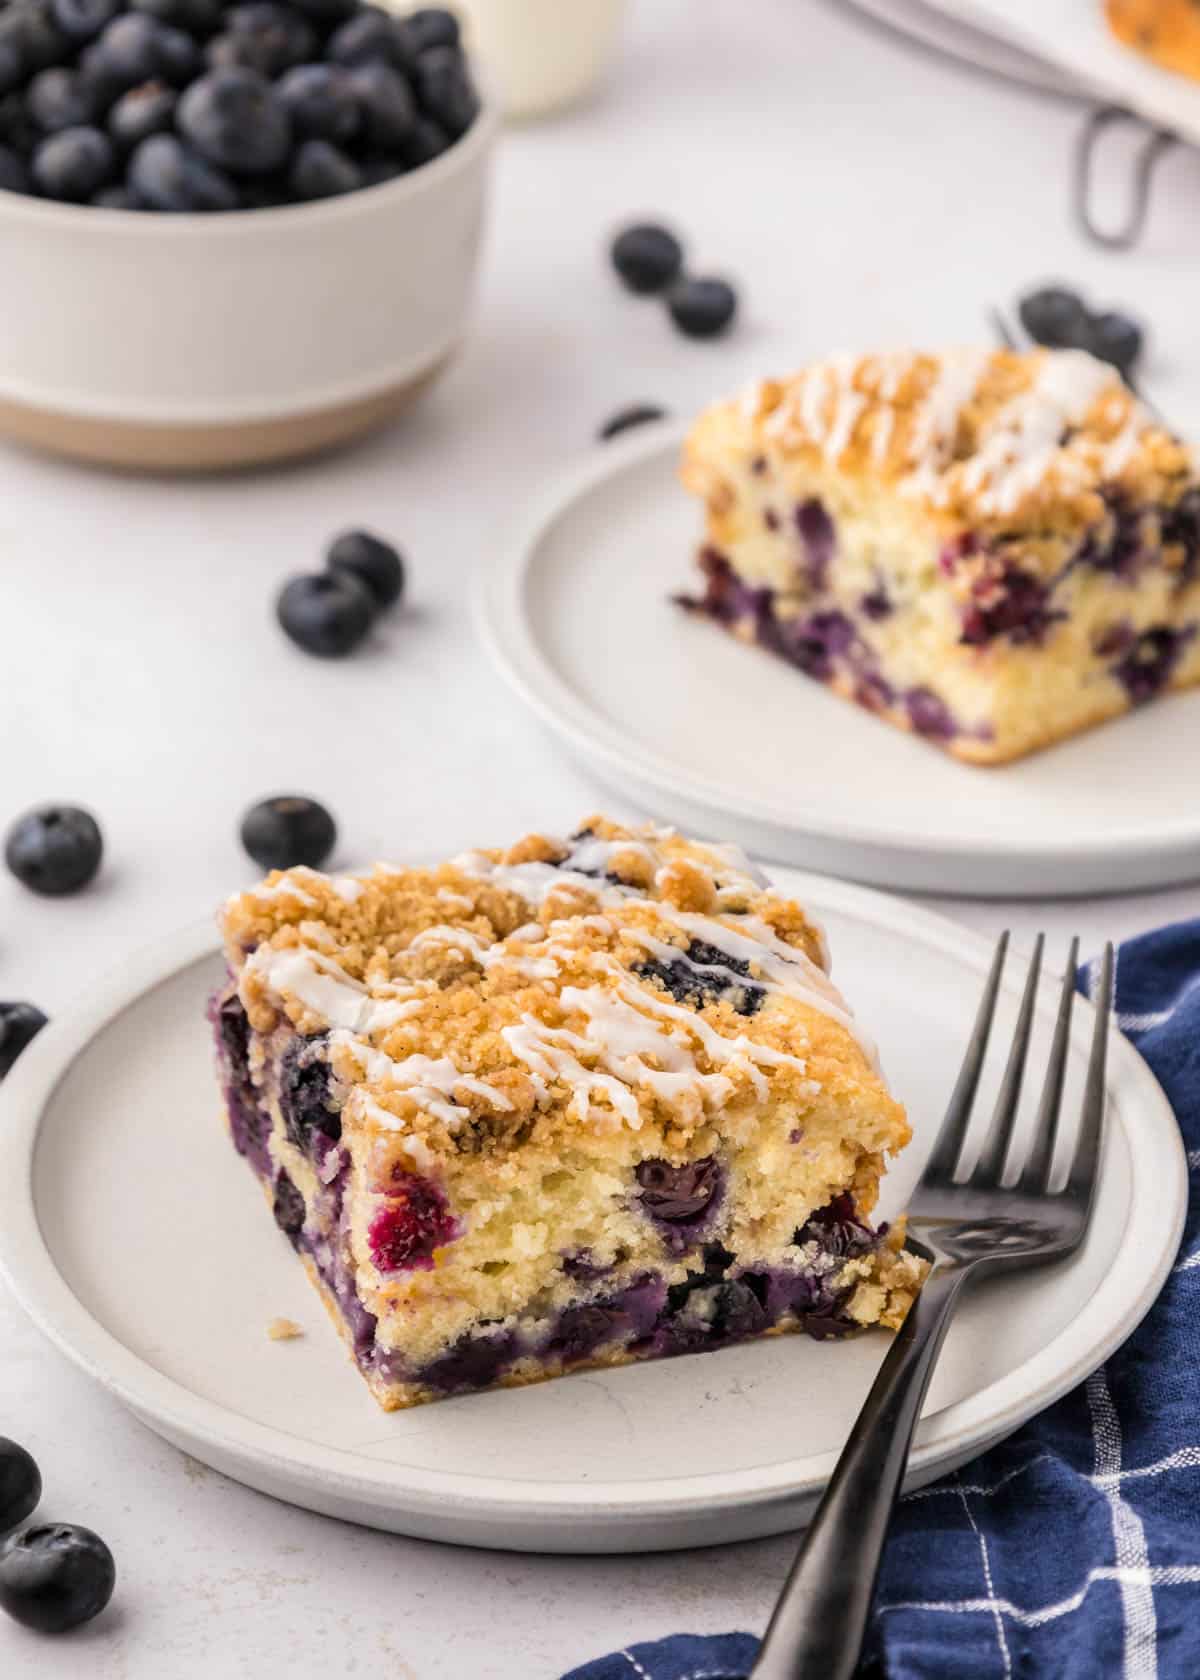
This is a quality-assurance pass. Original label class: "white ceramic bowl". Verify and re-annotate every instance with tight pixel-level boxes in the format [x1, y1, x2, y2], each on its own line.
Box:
[0, 107, 494, 470]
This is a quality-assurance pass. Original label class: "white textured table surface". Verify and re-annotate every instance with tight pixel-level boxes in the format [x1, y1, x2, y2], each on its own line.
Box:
[4, 2, 1200, 1675]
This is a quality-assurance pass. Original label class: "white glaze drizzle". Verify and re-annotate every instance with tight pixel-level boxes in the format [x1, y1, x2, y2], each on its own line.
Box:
[331, 1033, 512, 1129]
[901, 347, 990, 499]
[955, 351, 1115, 515]
[249, 946, 422, 1035]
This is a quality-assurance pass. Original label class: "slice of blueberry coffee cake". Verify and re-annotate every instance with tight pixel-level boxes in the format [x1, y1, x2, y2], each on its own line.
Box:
[211, 818, 924, 1410]
[680, 348, 1200, 763]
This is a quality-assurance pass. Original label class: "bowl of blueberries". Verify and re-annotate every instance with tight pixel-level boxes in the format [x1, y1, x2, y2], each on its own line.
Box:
[0, 0, 492, 469]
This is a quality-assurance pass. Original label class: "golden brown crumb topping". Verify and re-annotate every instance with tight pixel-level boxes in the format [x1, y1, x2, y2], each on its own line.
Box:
[689, 348, 1197, 539]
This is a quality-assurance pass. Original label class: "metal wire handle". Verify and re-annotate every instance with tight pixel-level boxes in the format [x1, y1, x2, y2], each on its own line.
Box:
[834, 0, 1183, 253]
[1073, 104, 1178, 250]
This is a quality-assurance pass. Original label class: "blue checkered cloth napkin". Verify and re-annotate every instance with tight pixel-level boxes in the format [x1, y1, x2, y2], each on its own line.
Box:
[564, 921, 1200, 1680]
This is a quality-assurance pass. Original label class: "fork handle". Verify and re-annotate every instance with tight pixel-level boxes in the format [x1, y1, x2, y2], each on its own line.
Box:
[749, 1263, 968, 1680]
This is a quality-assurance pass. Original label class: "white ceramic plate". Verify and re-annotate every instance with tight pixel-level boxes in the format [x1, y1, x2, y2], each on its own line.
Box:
[933, 0, 1200, 150]
[478, 427, 1200, 896]
[0, 874, 1184, 1553]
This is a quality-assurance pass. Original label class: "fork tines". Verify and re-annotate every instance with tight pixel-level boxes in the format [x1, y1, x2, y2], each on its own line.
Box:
[923, 935, 1114, 1198]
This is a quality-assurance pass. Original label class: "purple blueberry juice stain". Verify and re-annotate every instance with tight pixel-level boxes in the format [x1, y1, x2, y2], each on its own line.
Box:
[764, 508, 780, 532]
[794, 499, 835, 591]
[633, 938, 765, 1017]
[368, 1174, 459, 1273]
[1112, 625, 1194, 704]
[1161, 489, 1200, 586]
[960, 567, 1061, 648]
[209, 986, 273, 1178]
[272, 1172, 306, 1242]
[750, 455, 769, 477]
[279, 1036, 341, 1152]
[860, 586, 892, 621]
[635, 1156, 724, 1254]
[906, 687, 957, 739]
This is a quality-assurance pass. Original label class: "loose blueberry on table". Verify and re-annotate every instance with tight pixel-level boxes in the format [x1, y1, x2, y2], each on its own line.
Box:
[240, 794, 337, 871]
[598, 402, 668, 441]
[0, 1439, 41, 1533]
[5, 804, 103, 895]
[1017, 284, 1144, 380]
[0, 0, 476, 210]
[276, 568, 376, 656]
[667, 275, 737, 339]
[610, 221, 684, 294]
[0, 1002, 49, 1079]
[326, 527, 405, 607]
[0, 1523, 115, 1633]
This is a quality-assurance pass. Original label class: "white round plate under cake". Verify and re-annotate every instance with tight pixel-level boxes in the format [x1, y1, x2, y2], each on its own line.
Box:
[477, 424, 1200, 897]
[0, 872, 1185, 1553]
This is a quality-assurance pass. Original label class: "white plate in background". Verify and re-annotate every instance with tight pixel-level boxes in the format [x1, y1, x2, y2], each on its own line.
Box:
[934, 0, 1200, 147]
[478, 426, 1200, 897]
[0, 878, 1183, 1552]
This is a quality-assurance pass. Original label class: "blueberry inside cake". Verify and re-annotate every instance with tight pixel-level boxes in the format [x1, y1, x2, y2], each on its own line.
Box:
[680, 348, 1200, 763]
[212, 819, 923, 1410]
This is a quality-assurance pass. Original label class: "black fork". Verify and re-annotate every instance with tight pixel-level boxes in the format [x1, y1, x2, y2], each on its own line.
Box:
[750, 936, 1114, 1680]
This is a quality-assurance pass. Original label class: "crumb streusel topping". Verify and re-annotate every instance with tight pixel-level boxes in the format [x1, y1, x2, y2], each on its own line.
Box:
[725, 348, 1195, 538]
[220, 818, 890, 1169]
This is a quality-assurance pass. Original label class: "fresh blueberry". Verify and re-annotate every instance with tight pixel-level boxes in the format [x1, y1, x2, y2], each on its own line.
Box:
[599, 402, 667, 441]
[276, 571, 376, 656]
[276, 62, 357, 143]
[129, 132, 237, 209]
[412, 44, 477, 137]
[107, 80, 175, 150]
[289, 136, 360, 198]
[207, 3, 315, 77]
[325, 528, 405, 608]
[5, 804, 103, 895]
[93, 12, 199, 88]
[50, 0, 119, 42]
[359, 151, 402, 186]
[395, 113, 446, 168]
[1088, 310, 1144, 380]
[0, 1523, 115, 1634]
[667, 275, 737, 339]
[348, 61, 416, 148]
[0, 144, 30, 191]
[405, 7, 460, 52]
[237, 173, 288, 209]
[31, 124, 113, 198]
[0, 44, 22, 101]
[129, 0, 223, 30]
[285, 0, 356, 20]
[272, 1171, 306, 1239]
[91, 181, 143, 207]
[0, 1003, 49, 1080]
[0, 90, 38, 156]
[241, 795, 337, 871]
[178, 67, 290, 174]
[0, 1440, 41, 1532]
[610, 222, 683, 294]
[326, 6, 411, 69]
[0, 1, 67, 76]
[27, 68, 98, 133]
[1017, 285, 1090, 350]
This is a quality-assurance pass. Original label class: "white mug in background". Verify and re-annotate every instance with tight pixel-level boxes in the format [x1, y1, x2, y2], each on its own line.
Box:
[455, 0, 629, 118]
